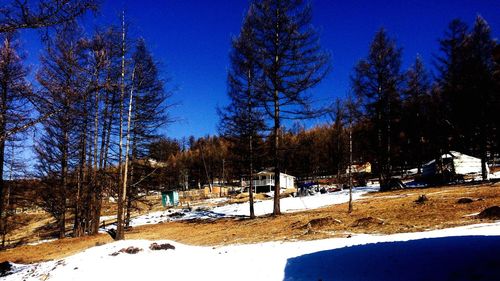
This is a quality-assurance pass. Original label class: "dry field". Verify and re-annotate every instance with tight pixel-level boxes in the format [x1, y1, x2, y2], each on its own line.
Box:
[1, 182, 499, 264]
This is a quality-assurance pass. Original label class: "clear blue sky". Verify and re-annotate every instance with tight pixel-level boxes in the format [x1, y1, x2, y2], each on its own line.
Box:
[20, 0, 500, 140]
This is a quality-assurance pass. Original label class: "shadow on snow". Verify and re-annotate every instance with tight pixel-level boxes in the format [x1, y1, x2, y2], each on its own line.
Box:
[284, 236, 500, 281]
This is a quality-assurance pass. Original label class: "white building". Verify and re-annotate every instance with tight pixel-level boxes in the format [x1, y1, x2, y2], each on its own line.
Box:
[345, 162, 372, 174]
[243, 169, 295, 193]
[422, 151, 489, 180]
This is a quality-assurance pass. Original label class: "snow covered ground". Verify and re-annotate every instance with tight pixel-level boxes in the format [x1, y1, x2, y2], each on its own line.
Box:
[490, 171, 500, 180]
[5, 222, 500, 281]
[213, 186, 377, 216]
[106, 186, 378, 229]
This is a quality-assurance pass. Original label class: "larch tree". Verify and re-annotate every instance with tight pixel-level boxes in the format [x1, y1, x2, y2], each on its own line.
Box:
[0, 0, 98, 33]
[330, 98, 346, 182]
[115, 38, 171, 239]
[462, 16, 496, 180]
[219, 11, 266, 219]
[0, 32, 32, 246]
[116, 11, 129, 241]
[434, 19, 469, 158]
[248, 0, 329, 215]
[493, 45, 500, 157]
[435, 17, 497, 180]
[402, 56, 431, 173]
[74, 27, 122, 236]
[125, 39, 170, 226]
[352, 28, 403, 191]
[35, 23, 86, 239]
[344, 94, 360, 213]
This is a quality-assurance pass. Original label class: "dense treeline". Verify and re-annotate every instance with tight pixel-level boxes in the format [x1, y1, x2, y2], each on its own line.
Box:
[154, 16, 499, 195]
[0, 0, 498, 242]
[33, 21, 170, 239]
[0, 1, 172, 242]
[147, 122, 364, 189]
[351, 17, 499, 189]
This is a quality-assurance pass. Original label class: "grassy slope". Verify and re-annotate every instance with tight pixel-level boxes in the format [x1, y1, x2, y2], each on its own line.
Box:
[1, 182, 499, 263]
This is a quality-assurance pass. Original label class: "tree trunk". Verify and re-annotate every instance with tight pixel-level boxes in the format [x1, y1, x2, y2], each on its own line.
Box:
[200, 145, 212, 192]
[480, 120, 488, 181]
[348, 125, 353, 213]
[102, 92, 115, 170]
[2, 144, 14, 247]
[116, 11, 126, 240]
[386, 107, 391, 183]
[60, 129, 68, 239]
[249, 135, 255, 219]
[377, 111, 384, 188]
[126, 127, 137, 228]
[273, 89, 281, 216]
[0, 86, 7, 245]
[117, 67, 134, 240]
[73, 92, 87, 237]
[91, 77, 101, 235]
[0, 143, 5, 245]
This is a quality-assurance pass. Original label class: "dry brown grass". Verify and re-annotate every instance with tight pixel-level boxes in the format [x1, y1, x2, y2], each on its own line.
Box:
[4, 212, 57, 246]
[1, 182, 499, 264]
[0, 235, 112, 263]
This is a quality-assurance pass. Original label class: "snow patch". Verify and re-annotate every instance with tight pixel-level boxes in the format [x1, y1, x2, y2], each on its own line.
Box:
[101, 186, 378, 231]
[5, 222, 500, 281]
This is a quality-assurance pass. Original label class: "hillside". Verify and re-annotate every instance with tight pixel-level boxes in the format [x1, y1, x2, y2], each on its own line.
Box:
[1, 182, 499, 264]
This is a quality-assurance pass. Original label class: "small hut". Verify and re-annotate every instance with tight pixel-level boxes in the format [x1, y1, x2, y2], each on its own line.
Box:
[161, 190, 179, 207]
[422, 151, 488, 181]
[249, 168, 295, 193]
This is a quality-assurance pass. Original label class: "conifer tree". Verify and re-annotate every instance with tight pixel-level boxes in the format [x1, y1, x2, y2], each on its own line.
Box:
[247, 0, 329, 215]
[352, 29, 403, 190]
[434, 19, 469, 156]
[0, 0, 98, 33]
[124, 39, 171, 226]
[402, 56, 431, 173]
[436, 17, 496, 180]
[36, 23, 86, 238]
[0, 33, 31, 244]
[463, 16, 496, 180]
[219, 11, 266, 219]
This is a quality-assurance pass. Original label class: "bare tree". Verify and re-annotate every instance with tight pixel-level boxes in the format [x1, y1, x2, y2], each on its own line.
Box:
[344, 95, 360, 213]
[219, 11, 266, 219]
[117, 66, 134, 240]
[0, 32, 31, 246]
[352, 29, 403, 191]
[36, 23, 86, 238]
[116, 11, 127, 240]
[246, 0, 329, 215]
[0, 0, 98, 33]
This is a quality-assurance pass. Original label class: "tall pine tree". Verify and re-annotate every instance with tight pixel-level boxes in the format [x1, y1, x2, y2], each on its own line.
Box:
[463, 16, 496, 180]
[219, 11, 266, 218]
[436, 17, 496, 180]
[247, 0, 329, 215]
[0, 33, 31, 245]
[36, 23, 87, 238]
[352, 29, 403, 190]
[435, 19, 469, 156]
[402, 56, 431, 173]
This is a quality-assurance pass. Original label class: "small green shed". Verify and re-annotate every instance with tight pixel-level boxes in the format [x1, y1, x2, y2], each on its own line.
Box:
[161, 190, 179, 207]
